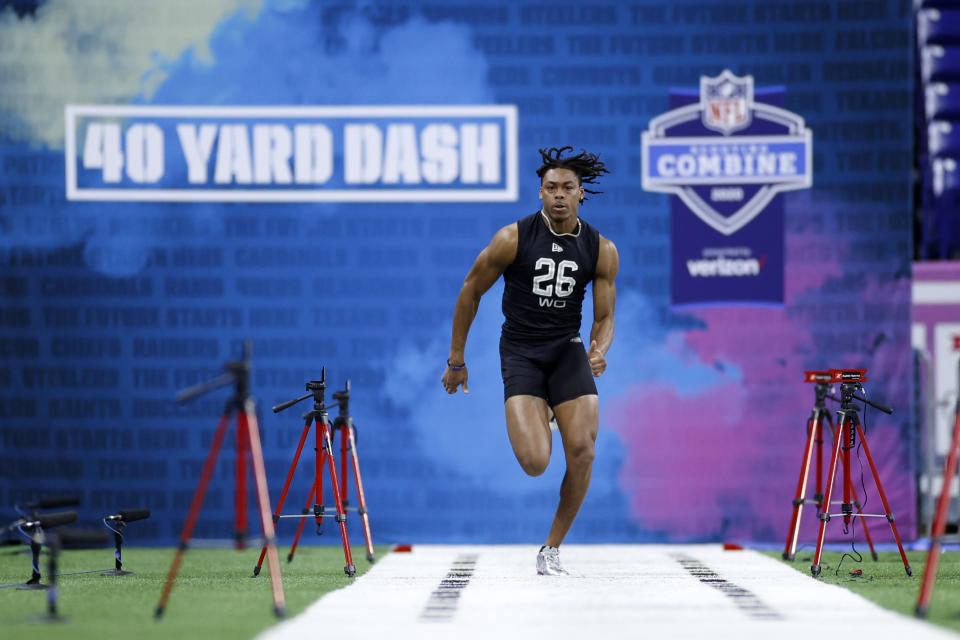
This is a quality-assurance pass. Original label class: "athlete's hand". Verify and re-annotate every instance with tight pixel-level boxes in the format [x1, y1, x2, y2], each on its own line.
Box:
[441, 365, 469, 394]
[587, 340, 606, 377]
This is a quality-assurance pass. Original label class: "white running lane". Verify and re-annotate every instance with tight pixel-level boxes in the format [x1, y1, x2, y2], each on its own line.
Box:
[259, 545, 959, 640]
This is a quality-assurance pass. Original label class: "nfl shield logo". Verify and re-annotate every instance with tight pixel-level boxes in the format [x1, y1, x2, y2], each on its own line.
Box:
[701, 70, 752, 135]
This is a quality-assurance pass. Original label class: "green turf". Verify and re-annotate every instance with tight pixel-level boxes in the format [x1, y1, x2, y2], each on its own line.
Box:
[767, 549, 960, 633]
[7, 542, 959, 636]
[0, 543, 383, 639]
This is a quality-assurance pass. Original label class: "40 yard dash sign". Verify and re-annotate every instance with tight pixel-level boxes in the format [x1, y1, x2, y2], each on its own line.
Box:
[65, 104, 518, 202]
[641, 70, 813, 306]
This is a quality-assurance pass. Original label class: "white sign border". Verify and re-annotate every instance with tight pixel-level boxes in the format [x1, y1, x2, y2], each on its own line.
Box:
[64, 104, 519, 203]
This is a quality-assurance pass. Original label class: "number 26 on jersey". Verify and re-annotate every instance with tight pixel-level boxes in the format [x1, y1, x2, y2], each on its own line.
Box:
[532, 257, 577, 307]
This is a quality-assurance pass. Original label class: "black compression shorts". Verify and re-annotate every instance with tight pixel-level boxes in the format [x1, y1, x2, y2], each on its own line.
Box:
[499, 334, 597, 406]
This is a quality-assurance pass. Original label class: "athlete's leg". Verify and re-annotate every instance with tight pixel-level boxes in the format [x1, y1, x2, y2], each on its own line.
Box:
[504, 394, 552, 476]
[545, 393, 598, 547]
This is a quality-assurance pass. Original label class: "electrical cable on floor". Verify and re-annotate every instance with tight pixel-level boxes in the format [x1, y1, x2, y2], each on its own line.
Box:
[836, 396, 871, 577]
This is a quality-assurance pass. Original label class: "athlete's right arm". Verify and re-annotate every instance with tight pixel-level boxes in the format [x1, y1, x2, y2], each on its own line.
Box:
[442, 224, 518, 394]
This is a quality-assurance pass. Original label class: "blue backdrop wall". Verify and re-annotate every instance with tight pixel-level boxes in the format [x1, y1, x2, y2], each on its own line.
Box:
[1, 0, 915, 546]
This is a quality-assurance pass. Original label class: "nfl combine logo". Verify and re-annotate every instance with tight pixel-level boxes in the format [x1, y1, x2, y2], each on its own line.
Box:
[641, 69, 812, 236]
[640, 69, 813, 306]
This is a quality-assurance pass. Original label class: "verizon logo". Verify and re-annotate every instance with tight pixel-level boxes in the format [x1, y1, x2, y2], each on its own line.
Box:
[686, 256, 764, 277]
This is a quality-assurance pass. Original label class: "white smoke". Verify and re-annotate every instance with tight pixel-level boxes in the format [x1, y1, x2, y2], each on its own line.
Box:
[379, 281, 555, 494]
[0, 0, 260, 147]
[378, 285, 740, 495]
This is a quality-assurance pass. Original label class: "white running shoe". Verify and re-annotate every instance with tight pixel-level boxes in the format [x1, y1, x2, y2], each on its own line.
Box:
[536, 545, 568, 576]
[548, 408, 559, 432]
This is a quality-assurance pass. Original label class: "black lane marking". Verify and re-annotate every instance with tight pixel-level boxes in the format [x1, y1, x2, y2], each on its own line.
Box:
[671, 553, 782, 620]
[419, 553, 479, 622]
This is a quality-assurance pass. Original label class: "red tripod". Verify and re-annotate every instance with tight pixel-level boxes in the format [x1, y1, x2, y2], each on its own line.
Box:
[284, 379, 375, 565]
[916, 363, 960, 617]
[252, 369, 356, 578]
[155, 345, 285, 619]
[783, 371, 877, 561]
[810, 369, 911, 579]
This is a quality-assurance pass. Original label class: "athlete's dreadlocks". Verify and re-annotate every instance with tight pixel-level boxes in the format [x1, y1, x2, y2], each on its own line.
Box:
[536, 146, 610, 199]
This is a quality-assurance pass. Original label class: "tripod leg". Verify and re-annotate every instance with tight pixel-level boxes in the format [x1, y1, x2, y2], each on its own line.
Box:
[323, 420, 356, 577]
[115, 531, 123, 571]
[817, 414, 831, 512]
[347, 420, 375, 563]
[315, 420, 325, 534]
[102, 524, 134, 577]
[917, 409, 960, 616]
[235, 414, 249, 549]
[783, 414, 819, 560]
[156, 412, 231, 619]
[853, 421, 912, 576]
[812, 414, 846, 578]
[240, 404, 286, 618]
[340, 421, 350, 507]
[16, 535, 48, 590]
[26, 538, 43, 586]
[46, 538, 60, 620]
[288, 475, 318, 564]
[843, 419, 853, 529]
[253, 419, 313, 577]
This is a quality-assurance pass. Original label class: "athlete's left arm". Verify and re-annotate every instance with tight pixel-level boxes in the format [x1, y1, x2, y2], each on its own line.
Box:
[587, 236, 619, 377]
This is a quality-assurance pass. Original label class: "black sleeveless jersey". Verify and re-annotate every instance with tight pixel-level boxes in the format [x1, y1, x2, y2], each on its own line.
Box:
[501, 211, 600, 342]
